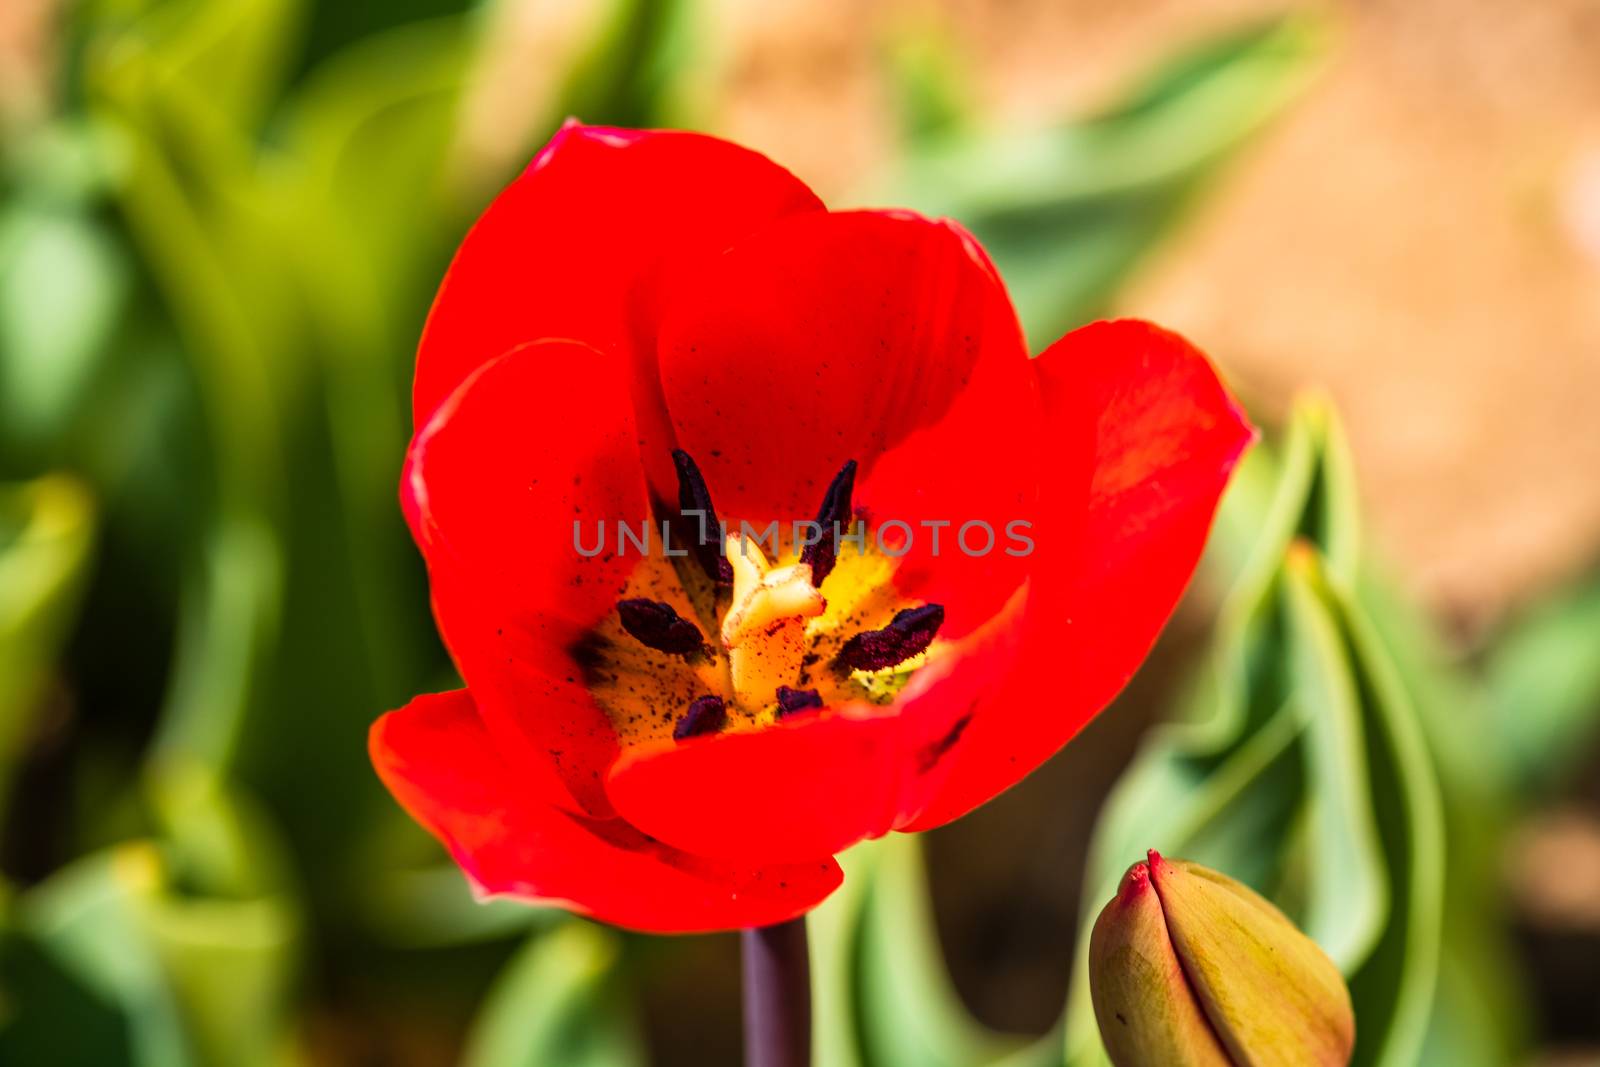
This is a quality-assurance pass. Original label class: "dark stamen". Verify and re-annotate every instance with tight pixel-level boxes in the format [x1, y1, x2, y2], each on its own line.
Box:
[672, 449, 733, 585]
[775, 686, 823, 717]
[834, 604, 945, 674]
[800, 459, 857, 586]
[674, 694, 727, 741]
[617, 598, 705, 656]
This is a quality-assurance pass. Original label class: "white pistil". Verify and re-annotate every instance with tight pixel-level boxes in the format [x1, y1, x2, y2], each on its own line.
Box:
[720, 534, 826, 708]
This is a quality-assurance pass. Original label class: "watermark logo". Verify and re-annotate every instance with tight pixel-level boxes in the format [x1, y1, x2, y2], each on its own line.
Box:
[574, 514, 1034, 559]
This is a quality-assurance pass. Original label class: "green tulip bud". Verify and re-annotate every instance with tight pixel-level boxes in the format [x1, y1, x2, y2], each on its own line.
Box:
[1089, 851, 1355, 1067]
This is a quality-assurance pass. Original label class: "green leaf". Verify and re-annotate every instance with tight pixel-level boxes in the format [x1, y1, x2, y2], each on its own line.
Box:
[812, 836, 1020, 1067]
[94, 0, 304, 132]
[277, 14, 469, 345]
[83, 0, 300, 510]
[880, 19, 974, 141]
[1062, 399, 1455, 1067]
[0, 476, 96, 822]
[1357, 576, 1531, 1066]
[269, 17, 468, 704]
[810, 842, 875, 1067]
[15, 770, 306, 1067]
[553, 0, 698, 131]
[16, 846, 193, 1067]
[0, 923, 133, 1065]
[461, 922, 644, 1067]
[1482, 566, 1600, 795]
[136, 891, 300, 1067]
[1289, 553, 1445, 1067]
[147, 516, 282, 776]
[876, 14, 1329, 347]
[0, 205, 129, 449]
[363, 865, 552, 949]
[16, 839, 304, 1067]
[1281, 553, 1389, 973]
[79, 4, 298, 825]
[141, 777, 304, 1067]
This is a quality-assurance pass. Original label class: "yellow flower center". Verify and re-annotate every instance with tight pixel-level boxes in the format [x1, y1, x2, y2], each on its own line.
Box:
[720, 535, 827, 707]
[576, 453, 945, 745]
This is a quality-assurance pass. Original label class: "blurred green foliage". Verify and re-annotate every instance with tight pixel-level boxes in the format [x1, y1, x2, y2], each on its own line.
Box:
[2, 1, 1596, 1065]
[0, 476, 95, 827]
[1059, 400, 1510, 1067]
[878, 13, 1328, 347]
[1484, 564, 1600, 798]
[810, 400, 1556, 1067]
[460, 923, 643, 1067]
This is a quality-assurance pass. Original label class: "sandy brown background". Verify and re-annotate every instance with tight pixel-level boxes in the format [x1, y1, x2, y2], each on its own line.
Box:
[701, 0, 1600, 634]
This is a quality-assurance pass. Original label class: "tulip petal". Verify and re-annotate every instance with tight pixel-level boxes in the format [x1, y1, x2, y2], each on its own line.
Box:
[603, 585, 1028, 863]
[371, 689, 843, 933]
[908, 320, 1254, 829]
[405, 337, 648, 622]
[414, 122, 823, 496]
[1045, 321, 1255, 713]
[404, 338, 649, 814]
[656, 210, 1043, 631]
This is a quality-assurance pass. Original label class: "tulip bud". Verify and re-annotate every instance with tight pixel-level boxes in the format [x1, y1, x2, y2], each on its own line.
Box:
[1089, 852, 1355, 1067]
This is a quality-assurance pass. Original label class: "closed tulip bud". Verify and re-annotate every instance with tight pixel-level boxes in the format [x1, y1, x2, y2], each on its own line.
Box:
[1089, 851, 1355, 1067]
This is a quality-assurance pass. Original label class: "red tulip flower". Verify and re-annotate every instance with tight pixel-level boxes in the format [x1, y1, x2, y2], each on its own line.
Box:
[370, 122, 1252, 934]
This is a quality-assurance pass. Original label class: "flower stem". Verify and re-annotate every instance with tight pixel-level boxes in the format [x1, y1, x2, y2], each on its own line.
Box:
[741, 917, 811, 1067]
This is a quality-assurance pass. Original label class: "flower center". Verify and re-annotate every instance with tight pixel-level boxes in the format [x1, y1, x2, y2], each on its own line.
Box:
[578, 452, 945, 744]
[720, 534, 826, 707]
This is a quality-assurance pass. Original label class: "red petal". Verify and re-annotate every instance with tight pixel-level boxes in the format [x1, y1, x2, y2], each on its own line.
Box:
[603, 585, 1029, 864]
[414, 122, 823, 495]
[371, 690, 843, 933]
[404, 337, 647, 623]
[404, 338, 649, 814]
[908, 320, 1254, 830]
[427, 570, 622, 817]
[655, 211, 1042, 631]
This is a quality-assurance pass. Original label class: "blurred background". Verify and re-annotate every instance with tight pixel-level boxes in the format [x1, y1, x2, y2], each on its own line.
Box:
[2, 0, 1599, 1064]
